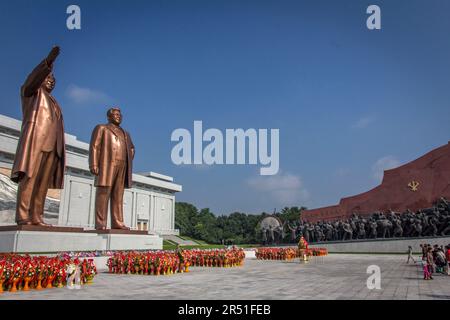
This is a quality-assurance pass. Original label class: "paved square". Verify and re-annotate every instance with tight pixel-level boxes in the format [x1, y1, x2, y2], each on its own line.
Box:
[1, 254, 449, 300]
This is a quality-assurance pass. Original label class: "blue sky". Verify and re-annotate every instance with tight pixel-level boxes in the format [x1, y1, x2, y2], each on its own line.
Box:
[0, 0, 449, 214]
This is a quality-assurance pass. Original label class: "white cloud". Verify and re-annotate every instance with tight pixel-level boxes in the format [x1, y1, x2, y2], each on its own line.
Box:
[66, 84, 113, 105]
[246, 172, 310, 205]
[371, 156, 401, 183]
[352, 116, 376, 129]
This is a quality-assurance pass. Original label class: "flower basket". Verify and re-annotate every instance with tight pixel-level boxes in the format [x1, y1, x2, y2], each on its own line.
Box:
[35, 276, 43, 290]
[86, 275, 94, 284]
[23, 277, 32, 291]
[10, 278, 19, 293]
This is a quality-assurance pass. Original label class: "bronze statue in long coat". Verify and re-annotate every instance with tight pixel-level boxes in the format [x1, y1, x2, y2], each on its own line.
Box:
[89, 108, 135, 230]
[11, 47, 66, 226]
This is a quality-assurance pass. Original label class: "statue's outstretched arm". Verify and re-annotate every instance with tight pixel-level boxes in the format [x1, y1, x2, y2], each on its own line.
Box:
[21, 59, 52, 97]
[21, 47, 60, 98]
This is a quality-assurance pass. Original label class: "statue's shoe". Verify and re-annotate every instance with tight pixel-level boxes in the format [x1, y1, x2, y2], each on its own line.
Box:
[17, 221, 32, 226]
[96, 227, 107, 231]
[32, 222, 52, 227]
[114, 225, 130, 231]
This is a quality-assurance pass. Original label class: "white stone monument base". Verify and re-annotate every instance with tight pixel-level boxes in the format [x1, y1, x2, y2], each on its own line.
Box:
[100, 233, 163, 251]
[309, 236, 450, 253]
[0, 227, 163, 253]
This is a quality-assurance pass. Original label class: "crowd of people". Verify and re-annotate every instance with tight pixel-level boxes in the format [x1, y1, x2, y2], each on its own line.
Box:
[408, 244, 450, 280]
[406, 243, 450, 280]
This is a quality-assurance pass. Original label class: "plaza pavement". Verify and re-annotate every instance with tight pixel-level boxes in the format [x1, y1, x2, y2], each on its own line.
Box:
[1, 254, 449, 300]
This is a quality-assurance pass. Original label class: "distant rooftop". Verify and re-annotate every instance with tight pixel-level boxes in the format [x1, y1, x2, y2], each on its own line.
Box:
[137, 172, 174, 182]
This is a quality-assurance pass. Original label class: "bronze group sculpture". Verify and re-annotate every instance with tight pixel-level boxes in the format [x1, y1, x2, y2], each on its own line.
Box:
[295, 198, 450, 243]
[89, 108, 135, 230]
[258, 198, 450, 245]
[259, 216, 286, 245]
[11, 46, 65, 227]
[10, 47, 136, 231]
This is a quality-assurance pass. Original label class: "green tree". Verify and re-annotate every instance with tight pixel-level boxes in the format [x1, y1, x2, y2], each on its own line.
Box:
[279, 206, 306, 223]
[175, 202, 199, 236]
[175, 202, 306, 245]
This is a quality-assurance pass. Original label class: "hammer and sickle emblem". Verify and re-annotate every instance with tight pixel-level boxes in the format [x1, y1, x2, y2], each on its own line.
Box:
[408, 181, 420, 192]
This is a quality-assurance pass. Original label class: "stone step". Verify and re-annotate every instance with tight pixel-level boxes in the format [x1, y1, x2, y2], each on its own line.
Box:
[163, 235, 198, 246]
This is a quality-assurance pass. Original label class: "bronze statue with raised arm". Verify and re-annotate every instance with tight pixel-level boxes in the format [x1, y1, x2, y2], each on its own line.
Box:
[89, 108, 135, 230]
[11, 46, 66, 227]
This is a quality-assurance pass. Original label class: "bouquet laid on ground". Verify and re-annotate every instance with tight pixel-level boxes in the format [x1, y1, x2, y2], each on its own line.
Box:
[79, 259, 97, 284]
[106, 248, 245, 276]
[0, 254, 97, 294]
[255, 247, 328, 260]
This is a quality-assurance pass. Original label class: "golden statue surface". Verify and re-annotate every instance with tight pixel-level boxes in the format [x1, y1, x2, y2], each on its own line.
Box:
[89, 108, 135, 230]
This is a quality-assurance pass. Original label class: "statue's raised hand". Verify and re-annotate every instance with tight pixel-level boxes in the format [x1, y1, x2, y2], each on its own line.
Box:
[90, 166, 99, 176]
[46, 46, 60, 65]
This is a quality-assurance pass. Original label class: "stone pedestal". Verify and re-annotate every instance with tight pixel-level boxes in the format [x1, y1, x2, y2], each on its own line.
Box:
[100, 233, 162, 251]
[0, 226, 163, 253]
